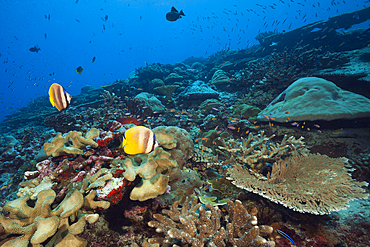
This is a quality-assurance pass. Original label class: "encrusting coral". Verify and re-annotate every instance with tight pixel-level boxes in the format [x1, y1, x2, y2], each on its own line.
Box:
[43, 128, 99, 157]
[227, 153, 369, 215]
[147, 195, 275, 246]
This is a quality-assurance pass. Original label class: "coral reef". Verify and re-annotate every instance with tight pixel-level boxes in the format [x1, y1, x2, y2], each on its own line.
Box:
[111, 147, 178, 201]
[211, 69, 230, 85]
[134, 92, 165, 113]
[0, 189, 100, 246]
[178, 80, 219, 101]
[101, 90, 120, 107]
[258, 77, 370, 122]
[148, 195, 275, 246]
[135, 63, 171, 82]
[217, 131, 308, 168]
[1, 7, 370, 247]
[153, 84, 179, 101]
[43, 128, 99, 157]
[228, 153, 369, 215]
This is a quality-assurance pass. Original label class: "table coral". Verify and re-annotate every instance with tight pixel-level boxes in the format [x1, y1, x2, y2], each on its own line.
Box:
[228, 153, 369, 215]
[148, 195, 275, 246]
[43, 128, 99, 157]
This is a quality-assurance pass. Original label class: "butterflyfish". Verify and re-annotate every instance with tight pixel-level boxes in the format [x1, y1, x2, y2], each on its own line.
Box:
[76, 66, 83, 74]
[122, 126, 159, 155]
[48, 83, 72, 111]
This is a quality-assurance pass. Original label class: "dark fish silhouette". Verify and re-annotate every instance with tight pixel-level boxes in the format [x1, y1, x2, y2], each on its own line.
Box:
[92, 57, 96, 64]
[166, 6, 185, 22]
[102, 15, 108, 21]
[29, 46, 41, 53]
[76, 66, 83, 74]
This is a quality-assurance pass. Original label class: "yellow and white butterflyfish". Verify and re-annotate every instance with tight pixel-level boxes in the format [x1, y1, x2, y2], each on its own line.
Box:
[122, 126, 159, 155]
[48, 83, 72, 111]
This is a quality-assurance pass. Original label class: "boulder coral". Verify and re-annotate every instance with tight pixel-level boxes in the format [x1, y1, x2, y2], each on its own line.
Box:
[211, 69, 230, 85]
[134, 92, 165, 113]
[258, 77, 370, 122]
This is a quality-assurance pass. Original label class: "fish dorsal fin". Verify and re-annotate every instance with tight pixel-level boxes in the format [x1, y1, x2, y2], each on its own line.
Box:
[171, 6, 178, 13]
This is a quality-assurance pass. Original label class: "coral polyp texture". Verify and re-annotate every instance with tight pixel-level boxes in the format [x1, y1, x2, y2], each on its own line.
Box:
[228, 153, 369, 215]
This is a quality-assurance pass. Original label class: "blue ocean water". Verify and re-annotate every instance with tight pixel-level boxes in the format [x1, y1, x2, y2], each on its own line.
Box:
[0, 0, 368, 122]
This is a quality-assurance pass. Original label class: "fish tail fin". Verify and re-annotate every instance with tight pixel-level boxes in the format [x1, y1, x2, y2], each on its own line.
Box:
[180, 10, 185, 16]
[122, 136, 126, 149]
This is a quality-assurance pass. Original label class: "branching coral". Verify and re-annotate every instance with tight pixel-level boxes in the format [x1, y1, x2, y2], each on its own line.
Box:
[147, 195, 275, 246]
[100, 90, 120, 107]
[217, 131, 308, 167]
[227, 153, 369, 215]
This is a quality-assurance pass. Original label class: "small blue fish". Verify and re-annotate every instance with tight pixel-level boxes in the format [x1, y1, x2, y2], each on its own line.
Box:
[277, 229, 296, 246]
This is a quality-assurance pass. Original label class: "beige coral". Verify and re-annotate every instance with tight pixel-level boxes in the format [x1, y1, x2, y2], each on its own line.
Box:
[217, 131, 308, 167]
[227, 153, 369, 215]
[17, 176, 56, 200]
[0, 189, 100, 246]
[147, 195, 275, 246]
[43, 128, 99, 157]
[112, 147, 178, 201]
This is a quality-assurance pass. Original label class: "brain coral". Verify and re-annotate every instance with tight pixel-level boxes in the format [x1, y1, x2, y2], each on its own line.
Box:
[258, 77, 370, 122]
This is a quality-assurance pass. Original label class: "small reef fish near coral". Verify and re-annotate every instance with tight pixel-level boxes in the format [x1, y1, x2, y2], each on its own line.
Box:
[1, 2, 370, 247]
[122, 126, 159, 155]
